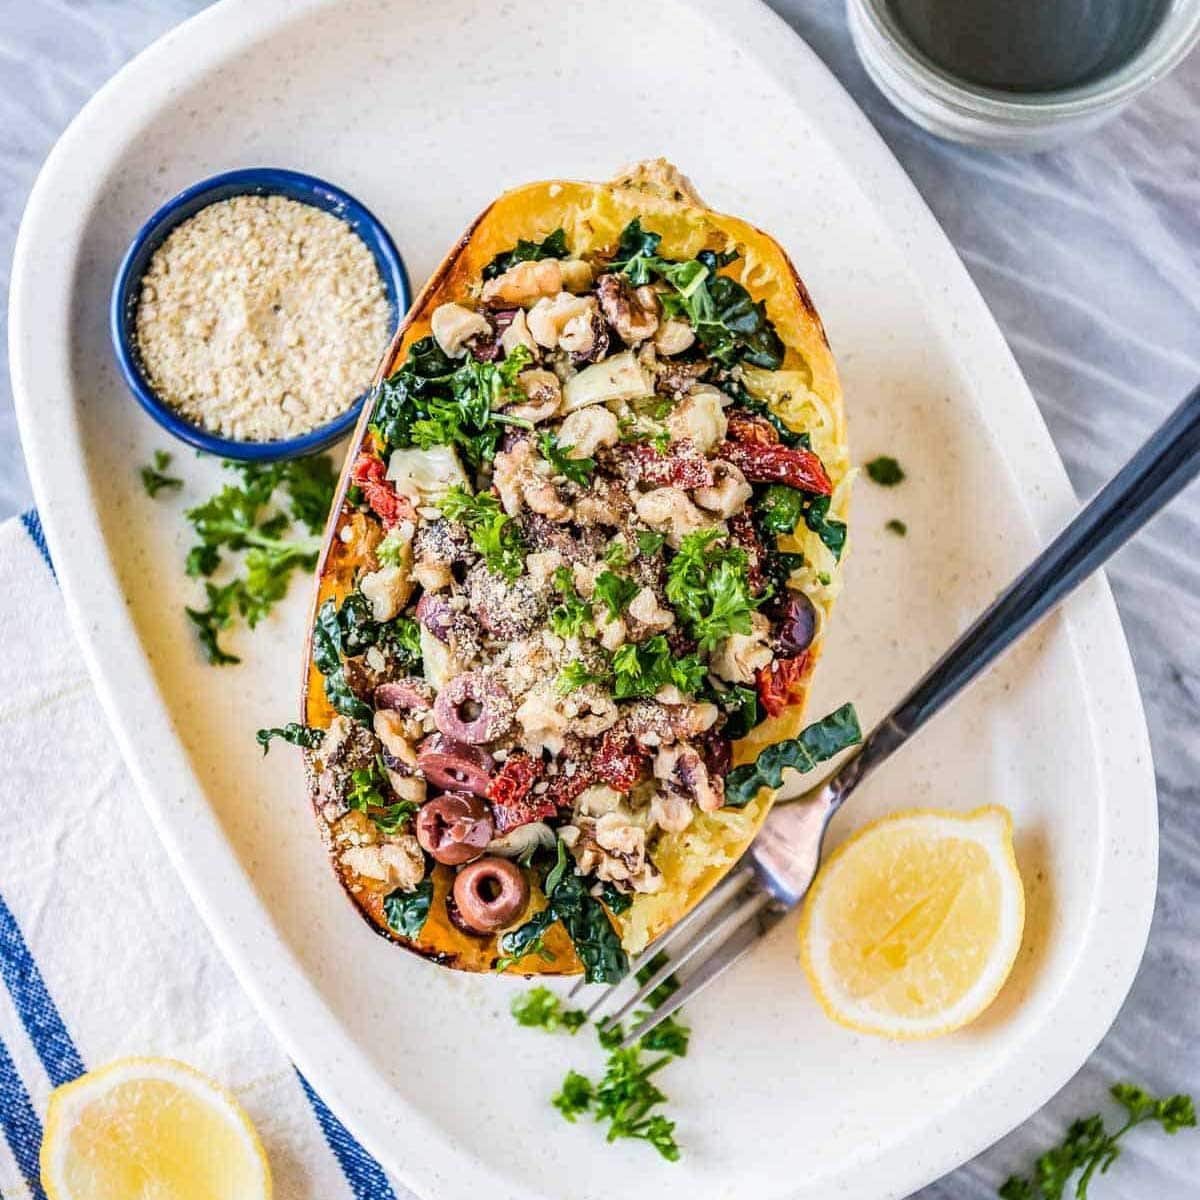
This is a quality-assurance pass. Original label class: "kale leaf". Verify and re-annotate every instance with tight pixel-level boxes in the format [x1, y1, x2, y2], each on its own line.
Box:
[255, 723, 325, 754]
[382, 880, 434, 940]
[724, 703, 863, 807]
[311, 597, 372, 722]
[369, 339, 532, 469]
[483, 228, 569, 280]
[612, 220, 784, 369]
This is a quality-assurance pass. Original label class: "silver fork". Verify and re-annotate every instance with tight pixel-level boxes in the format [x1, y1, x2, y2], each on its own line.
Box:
[573, 382, 1200, 1048]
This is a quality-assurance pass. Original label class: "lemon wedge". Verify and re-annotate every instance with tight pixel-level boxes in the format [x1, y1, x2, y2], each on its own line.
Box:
[40, 1057, 271, 1200]
[799, 805, 1024, 1038]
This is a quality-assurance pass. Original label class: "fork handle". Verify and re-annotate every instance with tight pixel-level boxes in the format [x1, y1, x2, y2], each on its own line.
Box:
[823, 382, 1200, 808]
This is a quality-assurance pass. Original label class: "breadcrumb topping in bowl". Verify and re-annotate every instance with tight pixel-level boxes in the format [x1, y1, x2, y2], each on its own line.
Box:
[111, 168, 409, 462]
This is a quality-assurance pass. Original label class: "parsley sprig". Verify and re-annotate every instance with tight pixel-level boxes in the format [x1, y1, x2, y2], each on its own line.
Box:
[665, 528, 761, 651]
[182, 456, 336, 664]
[1000, 1084, 1195, 1200]
[611, 635, 705, 698]
[539, 433, 595, 486]
[140, 449, 182, 497]
[438, 486, 525, 582]
[548, 566, 594, 638]
[518, 953, 689, 1162]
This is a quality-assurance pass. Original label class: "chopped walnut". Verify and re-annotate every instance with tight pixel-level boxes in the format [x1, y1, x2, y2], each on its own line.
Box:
[482, 259, 576, 308]
[359, 563, 414, 622]
[493, 438, 569, 521]
[596, 274, 660, 344]
[506, 368, 562, 424]
[634, 487, 724, 548]
[430, 301, 491, 358]
[694, 461, 752, 517]
[527, 293, 599, 355]
[709, 611, 773, 684]
[557, 405, 619, 458]
[654, 317, 696, 356]
[626, 587, 675, 638]
[666, 386, 728, 454]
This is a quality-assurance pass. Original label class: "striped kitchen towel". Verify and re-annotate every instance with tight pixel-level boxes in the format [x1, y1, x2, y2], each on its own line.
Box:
[0, 512, 415, 1200]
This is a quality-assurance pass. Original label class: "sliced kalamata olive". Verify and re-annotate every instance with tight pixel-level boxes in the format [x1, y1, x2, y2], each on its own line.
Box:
[452, 857, 530, 933]
[417, 734, 494, 795]
[702, 732, 732, 780]
[434, 672, 514, 744]
[772, 591, 818, 656]
[374, 678, 435, 712]
[415, 593, 455, 643]
[416, 792, 493, 866]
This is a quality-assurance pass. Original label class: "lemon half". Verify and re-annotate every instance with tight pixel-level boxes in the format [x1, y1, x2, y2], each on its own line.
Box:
[800, 806, 1024, 1039]
[41, 1057, 271, 1200]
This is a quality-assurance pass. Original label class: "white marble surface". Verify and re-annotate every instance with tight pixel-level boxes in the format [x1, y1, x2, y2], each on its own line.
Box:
[1, 2, 1197, 1196]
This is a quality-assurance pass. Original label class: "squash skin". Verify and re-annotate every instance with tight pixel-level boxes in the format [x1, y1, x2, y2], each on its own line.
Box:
[301, 162, 848, 974]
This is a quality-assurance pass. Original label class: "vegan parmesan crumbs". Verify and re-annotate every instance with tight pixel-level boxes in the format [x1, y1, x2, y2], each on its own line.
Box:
[134, 194, 392, 442]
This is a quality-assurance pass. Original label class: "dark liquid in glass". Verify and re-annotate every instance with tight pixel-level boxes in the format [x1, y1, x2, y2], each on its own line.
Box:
[886, 0, 1170, 92]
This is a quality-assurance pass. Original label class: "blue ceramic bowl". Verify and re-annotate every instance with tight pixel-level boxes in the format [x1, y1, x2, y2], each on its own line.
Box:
[111, 167, 409, 461]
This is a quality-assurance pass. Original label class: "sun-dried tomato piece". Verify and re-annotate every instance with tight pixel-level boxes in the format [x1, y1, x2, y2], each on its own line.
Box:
[592, 730, 647, 793]
[625, 440, 714, 489]
[544, 763, 595, 810]
[719, 441, 832, 495]
[756, 652, 812, 717]
[726, 409, 780, 446]
[728, 509, 768, 595]
[486, 752, 554, 834]
[351, 454, 416, 529]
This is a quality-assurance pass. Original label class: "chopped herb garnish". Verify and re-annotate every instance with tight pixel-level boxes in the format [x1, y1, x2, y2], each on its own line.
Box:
[140, 449, 182, 497]
[347, 757, 418, 834]
[604, 538, 631, 567]
[375, 527, 410, 566]
[557, 660, 608, 695]
[255, 723, 325, 754]
[539, 433, 595, 485]
[665, 528, 760, 651]
[511, 985, 586, 1033]
[865, 455, 904, 486]
[438, 486, 525, 582]
[548, 566, 594, 637]
[885, 518, 907, 536]
[181, 454, 335, 662]
[999, 1083, 1195, 1200]
[552, 1071, 595, 1122]
[611, 636, 705, 699]
[637, 530, 666, 557]
[593, 570, 639, 620]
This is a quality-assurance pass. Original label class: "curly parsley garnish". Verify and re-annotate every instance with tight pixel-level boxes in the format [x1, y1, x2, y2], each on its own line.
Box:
[1000, 1083, 1195, 1200]
[516, 952, 689, 1162]
[438, 486, 525, 582]
[346, 757, 419, 835]
[548, 566, 594, 637]
[665, 528, 761, 651]
[611, 635, 705, 698]
[592, 570, 639, 620]
[865, 455, 905, 486]
[539, 432, 595, 486]
[557, 661, 608, 695]
[182, 455, 336, 664]
[140, 449, 182, 498]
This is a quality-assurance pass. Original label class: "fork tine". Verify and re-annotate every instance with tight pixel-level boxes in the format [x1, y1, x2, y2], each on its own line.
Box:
[581, 862, 757, 1021]
[603, 887, 773, 1033]
[620, 901, 785, 1050]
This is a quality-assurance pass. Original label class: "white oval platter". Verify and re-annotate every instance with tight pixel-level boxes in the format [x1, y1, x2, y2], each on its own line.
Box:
[9, 1, 1156, 1197]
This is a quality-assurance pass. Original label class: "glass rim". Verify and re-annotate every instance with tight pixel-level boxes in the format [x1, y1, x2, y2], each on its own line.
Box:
[850, 0, 1200, 122]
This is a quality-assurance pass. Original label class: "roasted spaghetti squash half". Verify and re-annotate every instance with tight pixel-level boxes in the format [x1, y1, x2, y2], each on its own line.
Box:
[301, 161, 854, 978]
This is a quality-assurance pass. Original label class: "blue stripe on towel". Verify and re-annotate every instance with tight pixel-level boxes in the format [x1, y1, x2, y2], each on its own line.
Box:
[0, 1036, 48, 1200]
[297, 1071, 397, 1200]
[19, 511, 55, 579]
[0, 895, 85, 1088]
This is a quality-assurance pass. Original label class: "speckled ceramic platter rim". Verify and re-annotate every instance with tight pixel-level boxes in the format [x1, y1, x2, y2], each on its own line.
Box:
[9, 0, 1156, 1196]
